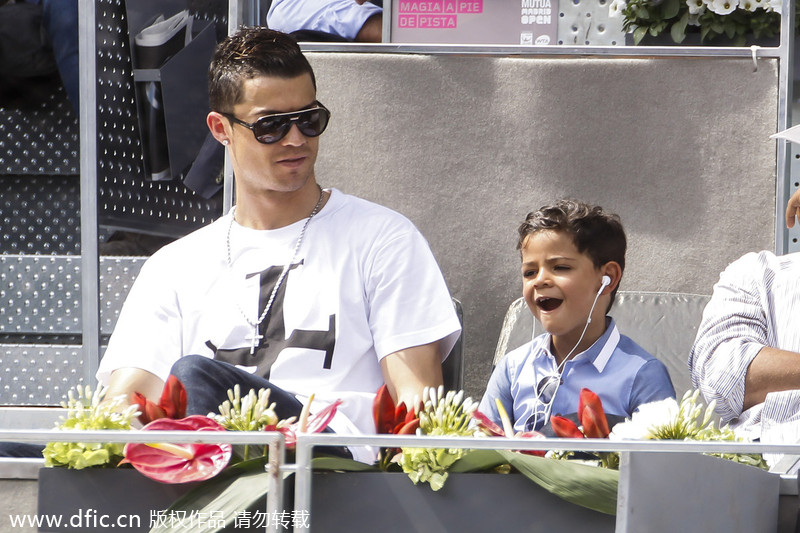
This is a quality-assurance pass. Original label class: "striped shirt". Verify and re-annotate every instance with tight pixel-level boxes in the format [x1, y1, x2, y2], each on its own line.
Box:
[689, 250, 800, 443]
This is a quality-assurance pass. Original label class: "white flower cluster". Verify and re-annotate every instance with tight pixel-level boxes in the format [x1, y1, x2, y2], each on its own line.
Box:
[608, 397, 681, 440]
[398, 386, 480, 491]
[609, 0, 780, 18]
[210, 384, 280, 432]
[43, 385, 139, 469]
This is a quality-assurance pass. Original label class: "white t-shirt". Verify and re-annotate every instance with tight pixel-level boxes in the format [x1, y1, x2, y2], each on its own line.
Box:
[98, 189, 461, 452]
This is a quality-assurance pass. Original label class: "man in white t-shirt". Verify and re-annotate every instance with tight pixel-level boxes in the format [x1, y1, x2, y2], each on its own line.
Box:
[98, 27, 460, 461]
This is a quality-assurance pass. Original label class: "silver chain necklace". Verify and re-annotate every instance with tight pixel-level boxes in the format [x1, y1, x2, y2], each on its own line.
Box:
[226, 187, 325, 354]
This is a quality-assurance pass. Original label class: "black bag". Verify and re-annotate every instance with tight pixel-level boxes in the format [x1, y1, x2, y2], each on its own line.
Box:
[0, 1, 58, 78]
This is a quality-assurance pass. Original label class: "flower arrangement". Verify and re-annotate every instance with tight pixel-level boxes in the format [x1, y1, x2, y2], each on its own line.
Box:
[396, 387, 479, 490]
[610, 0, 784, 45]
[42, 381, 768, 527]
[609, 389, 767, 468]
[42, 385, 139, 469]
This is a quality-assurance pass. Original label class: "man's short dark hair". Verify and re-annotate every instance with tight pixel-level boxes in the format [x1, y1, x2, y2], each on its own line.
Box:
[518, 199, 627, 308]
[208, 27, 317, 113]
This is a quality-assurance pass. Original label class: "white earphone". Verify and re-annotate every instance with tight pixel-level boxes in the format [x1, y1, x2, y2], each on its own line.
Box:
[529, 273, 614, 430]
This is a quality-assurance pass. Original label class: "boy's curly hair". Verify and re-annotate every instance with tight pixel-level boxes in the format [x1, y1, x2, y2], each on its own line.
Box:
[518, 199, 627, 308]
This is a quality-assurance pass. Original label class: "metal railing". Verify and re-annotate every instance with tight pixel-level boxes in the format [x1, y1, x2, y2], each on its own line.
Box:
[5, 428, 800, 532]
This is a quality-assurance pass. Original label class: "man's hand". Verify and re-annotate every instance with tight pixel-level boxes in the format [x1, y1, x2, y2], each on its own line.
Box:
[786, 188, 800, 228]
[380, 341, 443, 407]
[104, 368, 164, 417]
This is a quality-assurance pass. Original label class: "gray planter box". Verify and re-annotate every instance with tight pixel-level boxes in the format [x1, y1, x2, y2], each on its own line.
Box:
[617, 452, 780, 533]
[311, 471, 615, 533]
[37, 468, 197, 533]
[36, 453, 784, 533]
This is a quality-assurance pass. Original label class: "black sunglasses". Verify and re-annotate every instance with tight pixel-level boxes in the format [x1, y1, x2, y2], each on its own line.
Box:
[221, 103, 330, 144]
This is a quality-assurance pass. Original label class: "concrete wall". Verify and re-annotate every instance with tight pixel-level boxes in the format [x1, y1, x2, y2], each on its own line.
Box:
[308, 53, 778, 398]
[0, 479, 38, 533]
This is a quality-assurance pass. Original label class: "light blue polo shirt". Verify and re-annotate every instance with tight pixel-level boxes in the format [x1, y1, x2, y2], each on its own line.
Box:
[479, 318, 676, 433]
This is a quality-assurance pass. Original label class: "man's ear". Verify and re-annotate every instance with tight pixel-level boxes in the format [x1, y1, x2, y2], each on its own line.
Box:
[207, 111, 230, 145]
[600, 262, 623, 294]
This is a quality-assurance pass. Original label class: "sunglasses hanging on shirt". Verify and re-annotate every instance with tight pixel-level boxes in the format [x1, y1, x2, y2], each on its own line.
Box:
[525, 374, 563, 431]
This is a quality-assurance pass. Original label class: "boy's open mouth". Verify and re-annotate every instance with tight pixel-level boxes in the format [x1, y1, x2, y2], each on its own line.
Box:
[536, 297, 563, 312]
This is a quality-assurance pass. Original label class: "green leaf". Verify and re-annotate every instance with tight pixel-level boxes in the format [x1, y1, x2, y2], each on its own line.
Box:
[311, 456, 378, 472]
[633, 25, 649, 44]
[150, 456, 280, 533]
[662, 0, 681, 20]
[670, 12, 689, 43]
[497, 450, 619, 515]
[448, 449, 509, 473]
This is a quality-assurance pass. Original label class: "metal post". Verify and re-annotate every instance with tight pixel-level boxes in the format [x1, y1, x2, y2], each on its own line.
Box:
[778, 0, 797, 253]
[78, 0, 100, 386]
[267, 434, 286, 533]
[293, 436, 313, 533]
[382, 0, 392, 43]
[223, 0, 262, 215]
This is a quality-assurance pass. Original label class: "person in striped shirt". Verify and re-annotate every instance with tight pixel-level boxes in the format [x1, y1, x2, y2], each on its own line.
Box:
[689, 187, 800, 445]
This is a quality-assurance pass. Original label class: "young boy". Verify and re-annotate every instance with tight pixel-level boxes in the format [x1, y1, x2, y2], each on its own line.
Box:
[479, 199, 675, 433]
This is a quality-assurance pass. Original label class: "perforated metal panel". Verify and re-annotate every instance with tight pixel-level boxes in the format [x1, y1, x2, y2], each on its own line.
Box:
[0, 87, 79, 176]
[95, 0, 225, 237]
[0, 346, 86, 404]
[0, 176, 81, 255]
[0, 255, 143, 337]
[558, 0, 626, 46]
[0, 256, 144, 405]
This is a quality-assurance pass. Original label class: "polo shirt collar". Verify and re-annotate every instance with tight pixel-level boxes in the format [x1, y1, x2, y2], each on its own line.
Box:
[540, 317, 621, 373]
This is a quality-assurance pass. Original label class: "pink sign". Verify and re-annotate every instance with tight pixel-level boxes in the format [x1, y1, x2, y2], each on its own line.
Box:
[398, 1, 444, 13]
[458, 1, 483, 13]
[419, 15, 457, 28]
[398, 0, 483, 22]
[392, 0, 558, 44]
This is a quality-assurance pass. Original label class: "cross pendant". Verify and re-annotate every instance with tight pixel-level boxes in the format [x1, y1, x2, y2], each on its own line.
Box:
[247, 329, 264, 355]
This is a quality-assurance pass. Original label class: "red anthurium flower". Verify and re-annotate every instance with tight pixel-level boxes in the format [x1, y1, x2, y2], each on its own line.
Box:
[373, 383, 396, 433]
[121, 415, 232, 484]
[550, 415, 586, 439]
[132, 375, 187, 425]
[372, 384, 423, 468]
[264, 397, 342, 449]
[132, 392, 166, 423]
[472, 402, 547, 456]
[472, 410, 505, 437]
[372, 384, 420, 435]
[577, 388, 610, 439]
[160, 375, 187, 419]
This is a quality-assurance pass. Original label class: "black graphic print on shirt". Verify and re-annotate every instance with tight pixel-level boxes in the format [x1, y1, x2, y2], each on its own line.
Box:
[207, 262, 336, 378]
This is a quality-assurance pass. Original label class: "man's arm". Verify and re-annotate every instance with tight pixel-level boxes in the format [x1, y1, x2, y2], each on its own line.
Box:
[380, 341, 443, 407]
[743, 346, 800, 410]
[355, 13, 381, 42]
[689, 253, 770, 422]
